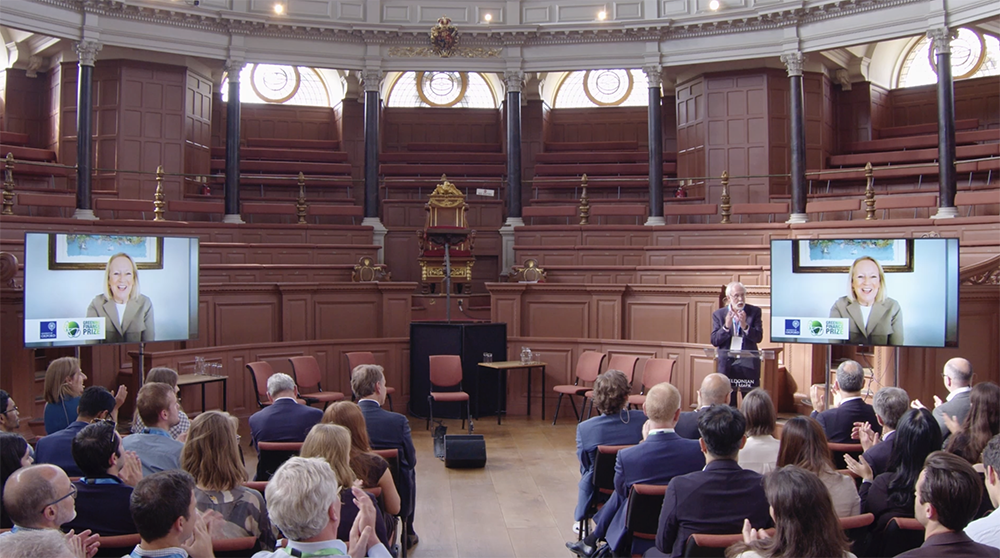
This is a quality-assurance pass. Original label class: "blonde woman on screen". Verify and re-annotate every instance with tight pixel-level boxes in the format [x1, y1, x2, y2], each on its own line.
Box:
[86, 253, 154, 343]
[829, 256, 903, 346]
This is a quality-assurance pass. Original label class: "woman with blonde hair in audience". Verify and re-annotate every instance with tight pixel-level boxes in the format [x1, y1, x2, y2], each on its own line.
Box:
[738, 388, 781, 474]
[776, 416, 860, 517]
[322, 400, 401, 516]
[726, 465, 855, 558]
[301, 423, 389, 547]
[42, 357, 87, 434]
[945, 382, 1000, 465]
[180, 410, 276, 551]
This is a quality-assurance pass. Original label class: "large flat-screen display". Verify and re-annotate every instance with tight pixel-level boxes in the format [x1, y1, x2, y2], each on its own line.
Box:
[23, 233, 199, 348]
[770, 238, 959, 348]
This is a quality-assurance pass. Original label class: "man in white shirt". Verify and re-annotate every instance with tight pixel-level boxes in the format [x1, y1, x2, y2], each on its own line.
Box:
[911, 357, 973, 441]
[966, 434, 1000, 549]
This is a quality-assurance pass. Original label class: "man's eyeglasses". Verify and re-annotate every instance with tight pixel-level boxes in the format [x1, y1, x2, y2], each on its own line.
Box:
[39, 483, 77, 513]
[94, 418, 118, 446]
[2, 405, 16, 415]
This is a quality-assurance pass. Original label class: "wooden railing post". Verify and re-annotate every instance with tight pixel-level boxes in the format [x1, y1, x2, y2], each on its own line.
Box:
[153, 165, 166, 221]
[578, 174, 590, 225]
[720, 171, 731, 224]
[2, 153, 14, 215]
[864, 162, 876, 220]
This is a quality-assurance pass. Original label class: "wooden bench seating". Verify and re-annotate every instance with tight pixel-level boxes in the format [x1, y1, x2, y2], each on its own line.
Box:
[245, 138, 341, 150]
[15, 192, 76, 208]
[379, 163, 505, 176]
[167, 199, 225, 215]
[729, 202, 789, 222]
[380, 151, 506, 164]
[845, 128, 999, 153]
[810, 158, 998, 182]
[531, 178, 648, 190]
[534, 151, 678, 164]
[0, 144, 57, 161]
[406, 142, 501, 152]
[208, 176, 354, 189]
[876, 119, 979, 139]
[210, 146, 349, 163]
[93, 198, 155, 218]
[829, 142, 999, 167]
[0, 131, 30, 145]
[876, 194, 938, 218]
[545, 141, 640, 152]
[211, 159, 352, 175]
[534, 162, 676, 176]
[806, 198, 862, 219]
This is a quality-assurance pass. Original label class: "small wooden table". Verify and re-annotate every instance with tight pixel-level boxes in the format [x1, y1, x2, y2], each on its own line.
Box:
[176, 373, 228, 413]
[477, 360, 547, 424]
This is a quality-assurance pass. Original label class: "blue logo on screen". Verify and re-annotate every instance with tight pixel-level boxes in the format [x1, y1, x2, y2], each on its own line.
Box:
[784, 319, 801, 336]
[40, 321, 57, 339]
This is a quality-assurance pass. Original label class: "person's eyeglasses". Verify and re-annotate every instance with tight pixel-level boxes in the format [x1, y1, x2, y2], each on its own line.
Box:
[2, 405, 16, 415]
[39, 484, 77, 512]
[94, 418, 117, 446]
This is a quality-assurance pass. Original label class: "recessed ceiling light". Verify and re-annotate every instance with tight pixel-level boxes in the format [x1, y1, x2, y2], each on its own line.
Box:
[273, 3, 284, 14]
[709, 0, 720, 10]
[484, 13, 493, 23]
[597, 10, 607, 20]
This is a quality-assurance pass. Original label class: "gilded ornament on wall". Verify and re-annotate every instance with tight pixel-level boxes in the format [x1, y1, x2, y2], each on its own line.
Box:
[431, 16, 459, 57]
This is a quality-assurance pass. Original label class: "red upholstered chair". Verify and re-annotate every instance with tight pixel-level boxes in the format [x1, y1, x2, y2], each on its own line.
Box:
[243, 480, 268, 495]
[427, 355, 471, 434]
[288, 356, 346, 409]
[877, 516, 925, 557]
[584, 354, 640, 418]
[552, 351, 606, 425]
[624, 483, 670, 556]
[579, 444, 633, 540]
[628, 358, 676, 408]
[346, 351, 396, 411]
[247, 361, 276, 409]
[828, 442, 864, 470]
[255, 441, 303, 482]
[94, 533, 141, 557]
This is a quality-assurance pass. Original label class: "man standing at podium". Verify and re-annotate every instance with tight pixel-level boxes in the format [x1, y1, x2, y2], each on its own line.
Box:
[710, 282, 763, 406]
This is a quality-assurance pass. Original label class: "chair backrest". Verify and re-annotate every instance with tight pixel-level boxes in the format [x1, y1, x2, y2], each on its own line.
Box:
[576, 351, 607, 384]
[289, 355, 322, 389]
[372, 449, 403, 514]
[626, 483, 669, 538]
[346, 351, 377, 373]
[828, 442, 864, 471]
[683, 533, 745, 558]
[429, 355, 463, 389]
[213, 536, 260, 557]
[255, 441, 303, 482]
[244, 480, 268, 495]
[93, 533, 142, 557]
[639, 358, 676, 392]
[878, 516, 925, 557]
[606, 354, 640, 384]
[247, 361, 276, 407]
[594, 445, 632, 495]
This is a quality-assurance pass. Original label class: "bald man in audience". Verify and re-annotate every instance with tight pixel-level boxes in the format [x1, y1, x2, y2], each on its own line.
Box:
[810, 359, 880, 443]
[675, 374, 732, 440]
[911, 358, 973, 441]
[0, 464, 99, 557]
[567, 383, 704, 558]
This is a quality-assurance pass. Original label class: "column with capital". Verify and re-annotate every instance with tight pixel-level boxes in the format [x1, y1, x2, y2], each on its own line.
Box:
[361, 69, 387, 259]
[644, 65, 664, 225]
[499, 70, 524, 274]
[929, 27, 958, 219]
[223, 59, 244, 223]
[781, 51, 808, 223]
[74, 40, 101, 220]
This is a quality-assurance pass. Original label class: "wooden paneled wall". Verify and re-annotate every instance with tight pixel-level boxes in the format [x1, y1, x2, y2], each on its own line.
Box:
[2, 68, 49, 147]
[888, 76, 1000, 129]
[544, 106, 648, 145]
[211, 97, 340, 148]
[185, 69, 213, 184]
[382, 107, 502, 151]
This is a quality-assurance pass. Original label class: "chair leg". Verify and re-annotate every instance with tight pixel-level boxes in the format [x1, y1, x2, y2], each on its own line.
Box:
[568, 395, 581, 422]
[466, 400, 472, 435]
[387, 392, 394, 412]
[427, 396, 433, 431]
[552, 393, 564, 425]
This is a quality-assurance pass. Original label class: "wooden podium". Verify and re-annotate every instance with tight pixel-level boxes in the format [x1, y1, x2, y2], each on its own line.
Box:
[703, 347, 786, 409]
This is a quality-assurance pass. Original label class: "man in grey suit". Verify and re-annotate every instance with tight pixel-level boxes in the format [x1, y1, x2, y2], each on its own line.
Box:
[911, 358, 973, 440]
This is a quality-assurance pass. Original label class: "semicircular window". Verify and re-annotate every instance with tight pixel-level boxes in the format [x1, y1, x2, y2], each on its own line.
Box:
[386, 71, 497, 108]
[221, 64, 331, 107]
[898, 28, 999, 88]
[555, 69, 648, 108]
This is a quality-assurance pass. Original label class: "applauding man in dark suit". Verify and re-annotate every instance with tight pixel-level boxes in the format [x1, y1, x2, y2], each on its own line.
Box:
[710, 282, 764, 405]
[810, 360, 880, 443]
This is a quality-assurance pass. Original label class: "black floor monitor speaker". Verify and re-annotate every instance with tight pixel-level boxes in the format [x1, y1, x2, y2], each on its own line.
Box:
[444, 434, 487, 469]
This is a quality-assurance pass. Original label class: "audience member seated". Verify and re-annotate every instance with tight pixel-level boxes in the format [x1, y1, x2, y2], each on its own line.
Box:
[846, 407, 941, 534]
[966, 434, 1000, 548]
[301, 423, 390, 547]
[127, 469, 215, 558]
[35, 386, 118, 477]
[810, 360, 879, 443]
[43, 357, 87, 435]
[0, 464, 99, 557]
[737, 389, 781, 474]
[675, 373, 731, 439]
[62, 420, 142, 536]
[567, 383, 704, 558]
[181, 410, 276, 551]
[322, 401, 402, 516]
[944, 382, 1000, 465]
[725, 465, 856, 558]
[0, 389, 22, 433]
[123, 382, 184, 476]
[0, 527, 80, 558]
[852, 386, 908, 478]
[911, 357, 973, 441]
[249, 372, 322, 454]
[251, 456, 392, 558]
[573, 369, 646, 526]
[352, 363, 419, 549]
[131, 367, 192, 440]
[0, 432, 33, 528]
[776, 416, 860, 517]
[896, 451, 996, 557]
[653, 405, 772, 558]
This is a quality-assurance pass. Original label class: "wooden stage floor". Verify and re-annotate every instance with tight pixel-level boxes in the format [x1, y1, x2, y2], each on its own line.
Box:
[243, 414, 583, 558]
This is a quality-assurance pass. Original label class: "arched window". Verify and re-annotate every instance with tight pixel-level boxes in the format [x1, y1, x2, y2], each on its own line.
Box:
[554, 69, 648, 108]
[897, 28, 1000, 88]
[386, 72, 497, 108]
[221, 64, 332, 107]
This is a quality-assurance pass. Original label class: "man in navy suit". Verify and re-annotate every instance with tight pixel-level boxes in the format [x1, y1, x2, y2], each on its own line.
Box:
[567, 383, 705, 558]
[897, 451, 996, 557]
[853, 386, 908, 477]
[35, 386, 117, 477]
[710, 282, 764, 406]
[653, 405, 772, 558]
[675, 373, 731, 440]
[810, 360, 880, 443]
[249, 372, 322, 451]
[353, 363, 419, 550]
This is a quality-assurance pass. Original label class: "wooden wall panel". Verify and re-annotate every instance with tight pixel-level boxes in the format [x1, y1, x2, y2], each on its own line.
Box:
[214, 298, 279, 345]
[887, 75, 999, 129]
[382, 107, 501, 151]
[239, 104, 337, 140]
[544, 106, 648, 146]
[525, 300, 590, 338]
[339, 99, 365, 206]
[3, 68, 49, 147]
[185, 69, 213, 184]
[676, 76, 706, 185]
[315, 298, 378, 339]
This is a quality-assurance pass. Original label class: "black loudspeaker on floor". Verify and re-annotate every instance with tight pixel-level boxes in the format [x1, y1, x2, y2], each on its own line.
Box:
[444, 434, 487, 468]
